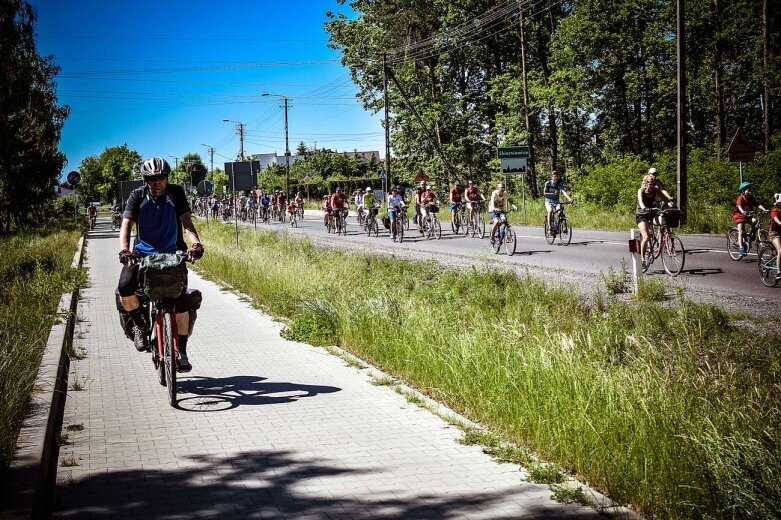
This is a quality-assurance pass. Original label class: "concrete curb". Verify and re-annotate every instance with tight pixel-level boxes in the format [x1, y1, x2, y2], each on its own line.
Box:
[3, 235, 85, 519]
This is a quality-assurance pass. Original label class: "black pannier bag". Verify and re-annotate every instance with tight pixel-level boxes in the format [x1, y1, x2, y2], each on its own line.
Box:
[115, 288, 203, 340]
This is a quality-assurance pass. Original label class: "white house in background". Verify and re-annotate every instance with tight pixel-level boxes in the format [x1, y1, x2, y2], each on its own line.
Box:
[342, 151, 381, 164]
[248, 152, 305, 169]
[55, 185, 75, 200]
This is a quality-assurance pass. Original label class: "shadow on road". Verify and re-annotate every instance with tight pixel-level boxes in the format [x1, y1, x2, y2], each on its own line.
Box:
[53, 449, 564, 519]
[681, 268, 723, 277]
[175, 375, 340, 412]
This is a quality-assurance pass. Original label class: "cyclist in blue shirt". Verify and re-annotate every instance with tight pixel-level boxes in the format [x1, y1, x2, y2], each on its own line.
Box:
[543, 171, 572, 230]
[117, 158, 204, 371]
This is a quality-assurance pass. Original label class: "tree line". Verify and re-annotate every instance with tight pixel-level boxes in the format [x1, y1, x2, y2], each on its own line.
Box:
[0, 0, 69, 233]
[325, 0, 779, 197]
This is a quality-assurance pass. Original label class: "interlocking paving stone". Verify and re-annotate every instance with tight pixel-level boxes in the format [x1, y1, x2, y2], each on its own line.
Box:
[54, 220, 605, 519]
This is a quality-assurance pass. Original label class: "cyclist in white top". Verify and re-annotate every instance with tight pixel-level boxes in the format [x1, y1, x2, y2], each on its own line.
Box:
[488, 182, 517, 243]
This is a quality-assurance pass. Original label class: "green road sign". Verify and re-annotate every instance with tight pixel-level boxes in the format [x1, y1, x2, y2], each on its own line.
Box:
[497, 146, 530, 159]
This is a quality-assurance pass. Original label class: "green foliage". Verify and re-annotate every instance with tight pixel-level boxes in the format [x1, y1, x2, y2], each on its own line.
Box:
[551, 484, 586, 505]
[211, 167, 228, 196]
[327, 0, 780, 202]
[280, 299, 339, 346]
[601, 260, 631, 295]
[527, 463, 566, 485]
[170, 153, 208, 191]
[53, 197, 76, 217]
[77, 144, 142, 204]
[635, 276, 667, 302]
[196, 223, 781, 518]
[0, 226, 81, 470]
[0, 1, 69, 232]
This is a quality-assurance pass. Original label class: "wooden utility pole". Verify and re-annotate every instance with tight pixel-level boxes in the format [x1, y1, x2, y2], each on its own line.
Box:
[518, 3, 537, 197]
[383, 53, 391, 190]
[677, 0, 688, 222]
[762, 0, 770, 152]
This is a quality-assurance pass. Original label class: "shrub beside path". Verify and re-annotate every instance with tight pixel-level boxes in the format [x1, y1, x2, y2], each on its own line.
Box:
[54, 222, 604, 519]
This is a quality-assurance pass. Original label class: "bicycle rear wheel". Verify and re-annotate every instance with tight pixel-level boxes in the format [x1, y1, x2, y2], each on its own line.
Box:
[757, 245, 779, 287]
[503, 226, 517, 256]
[544, 219, 555, 245]
[726, 228, 742, 261]
[661, 234, 685, 276]
[559, 218, 572, 245]
[163, 311, 177, 407]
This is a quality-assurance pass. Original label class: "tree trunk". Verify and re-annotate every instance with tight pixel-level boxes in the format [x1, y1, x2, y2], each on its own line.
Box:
[539, 11, 558, 174]
[518, 4, 538, 197]
[762, 0, 770, 152]
[713, 0, 726, 158]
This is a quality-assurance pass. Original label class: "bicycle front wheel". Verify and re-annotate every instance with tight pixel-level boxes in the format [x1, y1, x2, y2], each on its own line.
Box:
[163, 311, 177, 407]
[433, 219, 441, 240]
[726, 228, 742, 261]
[544, 219, 555, 245]
[370, 219, 378, 237]
[661, 234, 685, 276]
[559, 218, 572, 245]
[757, 245, 779, 287]
[503, 226, 517, 256]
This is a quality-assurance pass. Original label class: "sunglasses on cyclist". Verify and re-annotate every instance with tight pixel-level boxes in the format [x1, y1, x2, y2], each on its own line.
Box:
[146, 175, 167, 183]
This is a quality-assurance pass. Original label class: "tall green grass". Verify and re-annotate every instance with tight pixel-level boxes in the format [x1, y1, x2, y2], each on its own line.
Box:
[0, 227, 82, 470]
[197, 222, 781, 519]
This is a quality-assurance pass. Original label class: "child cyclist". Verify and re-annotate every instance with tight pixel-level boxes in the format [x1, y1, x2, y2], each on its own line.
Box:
[733, 181, 769, 259]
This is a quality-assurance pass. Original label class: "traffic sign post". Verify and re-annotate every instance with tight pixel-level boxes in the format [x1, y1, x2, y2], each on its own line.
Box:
[497, 147, 529, 175]
[497, 147, 530, 214]
[728, 128, 754, 184]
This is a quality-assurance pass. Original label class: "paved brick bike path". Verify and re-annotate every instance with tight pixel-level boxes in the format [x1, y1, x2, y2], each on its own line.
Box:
[54, 219, 604, 519]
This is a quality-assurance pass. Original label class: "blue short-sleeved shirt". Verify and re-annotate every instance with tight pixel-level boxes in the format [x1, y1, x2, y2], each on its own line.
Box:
[123, 184, 190, 256]
[544, 180, 565, 203]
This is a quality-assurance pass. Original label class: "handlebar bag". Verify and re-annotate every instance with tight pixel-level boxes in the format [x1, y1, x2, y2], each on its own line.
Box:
[139, 253, 187, 300]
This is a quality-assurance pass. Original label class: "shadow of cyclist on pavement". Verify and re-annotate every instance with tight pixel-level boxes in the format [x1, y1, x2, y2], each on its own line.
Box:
[175, 375, 340, 411]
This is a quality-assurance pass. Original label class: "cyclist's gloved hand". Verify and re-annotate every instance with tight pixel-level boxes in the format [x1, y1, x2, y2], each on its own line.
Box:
[119, 249, 135, 266]
[188, 243, 204, 262]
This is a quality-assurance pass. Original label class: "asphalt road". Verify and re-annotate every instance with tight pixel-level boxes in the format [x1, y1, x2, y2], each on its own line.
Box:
[206, 210, 780, 306]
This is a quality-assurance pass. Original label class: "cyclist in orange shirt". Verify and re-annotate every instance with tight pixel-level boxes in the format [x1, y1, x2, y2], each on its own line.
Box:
[330, 187, 348, 225]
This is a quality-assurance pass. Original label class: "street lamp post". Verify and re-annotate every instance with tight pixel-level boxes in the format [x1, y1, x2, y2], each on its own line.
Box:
[261, 93, 291, 201]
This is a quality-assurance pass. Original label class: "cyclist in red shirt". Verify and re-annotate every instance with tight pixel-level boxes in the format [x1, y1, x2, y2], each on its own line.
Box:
[449, 180, 464, 223]
[465, 180, 485, 222]
[769, 193, 781, 279]
[419, 186, 438, 225]
[733, 181, 769, 258]
[321, 195, 332, 227]
[87, 203, 97, 229]
[330, 187, 348, 226]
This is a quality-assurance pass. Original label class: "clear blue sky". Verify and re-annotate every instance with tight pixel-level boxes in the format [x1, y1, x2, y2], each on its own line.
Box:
[29, 0, 383, 176]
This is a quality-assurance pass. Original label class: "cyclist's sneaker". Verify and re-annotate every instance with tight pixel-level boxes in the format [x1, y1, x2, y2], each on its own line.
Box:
[177, 353, 192, 373]
[132, 325, 148, 352]
[738, 248, 746, 258]
[490, 236, 496, 245]
[641, 260, 647, 270]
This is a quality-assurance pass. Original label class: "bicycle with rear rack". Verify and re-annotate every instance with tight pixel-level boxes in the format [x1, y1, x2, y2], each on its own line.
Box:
[544, 202, 572, 246]
[131, 252, 194, 407]
[641, 207, 685, 276]
[727, 211, 769, 260]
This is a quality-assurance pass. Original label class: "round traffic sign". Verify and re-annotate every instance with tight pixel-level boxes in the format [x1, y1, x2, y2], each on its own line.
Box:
[67, 170, 81, 186]
[197, 180, 214, 196]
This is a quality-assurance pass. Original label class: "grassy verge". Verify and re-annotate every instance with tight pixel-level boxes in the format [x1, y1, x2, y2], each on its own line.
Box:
[0, 225, 83, 471]
[196, 222, 780, 519]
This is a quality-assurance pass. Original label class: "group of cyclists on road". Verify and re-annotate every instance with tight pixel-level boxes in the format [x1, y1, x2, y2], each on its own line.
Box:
[103, 157, 781, 379]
